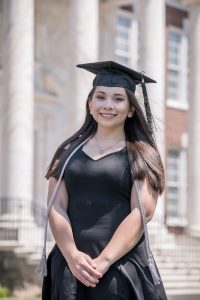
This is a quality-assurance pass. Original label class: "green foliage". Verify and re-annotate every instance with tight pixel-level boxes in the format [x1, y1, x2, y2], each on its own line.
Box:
[0, 298, 40, 300]
[0, 285, 10, 297]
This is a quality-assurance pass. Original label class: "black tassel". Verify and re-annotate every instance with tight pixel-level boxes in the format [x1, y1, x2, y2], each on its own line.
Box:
[141, 72, 153, 131]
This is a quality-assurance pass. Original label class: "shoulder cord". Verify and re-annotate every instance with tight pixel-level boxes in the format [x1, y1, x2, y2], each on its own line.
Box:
[134, 180, 162, 285]
[128, 151, 162, 285]
[35, 136, 91, 277]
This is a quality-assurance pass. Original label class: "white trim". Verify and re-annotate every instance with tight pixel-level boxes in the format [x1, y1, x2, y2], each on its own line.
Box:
[166, 148, 187, 226]
[179, 150, 187, 218]
[166, 100, 189, 110]
[115, 8, 138, 68]
[166, 25, 189, 108]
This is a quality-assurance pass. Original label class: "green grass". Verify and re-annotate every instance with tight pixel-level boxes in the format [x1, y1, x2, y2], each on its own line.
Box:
[0, 298, 40, 300]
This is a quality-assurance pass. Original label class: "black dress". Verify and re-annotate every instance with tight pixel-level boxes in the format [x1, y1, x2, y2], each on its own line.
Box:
[42, 146, 168, 300]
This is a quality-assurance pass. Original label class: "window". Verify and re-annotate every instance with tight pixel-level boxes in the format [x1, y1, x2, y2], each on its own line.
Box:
[115, 9, 138, 68]
[166, 149, 187, 226]
[167, 26, 188, 109]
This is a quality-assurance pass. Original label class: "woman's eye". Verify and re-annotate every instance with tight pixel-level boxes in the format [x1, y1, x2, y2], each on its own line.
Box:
[97, 96, 104, 100]
[115, 98, 124, 102]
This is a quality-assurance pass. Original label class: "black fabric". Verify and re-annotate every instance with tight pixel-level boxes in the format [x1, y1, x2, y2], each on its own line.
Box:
[42, 147, 168, 300]
[76, 61, 156, 93]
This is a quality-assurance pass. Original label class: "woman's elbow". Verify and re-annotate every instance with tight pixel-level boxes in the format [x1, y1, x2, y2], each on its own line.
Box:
[145, 209, 155, 223]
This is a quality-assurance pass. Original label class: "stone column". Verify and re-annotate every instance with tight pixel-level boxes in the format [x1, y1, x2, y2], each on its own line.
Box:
[186, 1, 200, 234]
[68, 0, 99, 130]
[2, 0, 34, 218]
[134, 0, 166, 218]
[99, 1, 118, 61]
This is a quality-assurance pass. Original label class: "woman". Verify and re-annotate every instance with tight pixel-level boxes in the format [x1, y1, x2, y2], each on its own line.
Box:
[39, 61, 168, 299]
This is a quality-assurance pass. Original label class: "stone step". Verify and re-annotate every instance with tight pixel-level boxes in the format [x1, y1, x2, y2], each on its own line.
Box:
[152, 247, 200, 253]
[13, 246, 38, 258]
[155, 257, 200, 264]
[162, 274, 200, 281]
[160, 268, 200, 275]
[0, 240, 22, 249]
[155, 261, 200, 269]
[155, 254, 200, 260]
[167, 289, 200, 298]
[164, 280, 200, 289]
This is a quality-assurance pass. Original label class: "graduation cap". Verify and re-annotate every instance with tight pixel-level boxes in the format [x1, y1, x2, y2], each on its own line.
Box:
[76, 61, 156, 130]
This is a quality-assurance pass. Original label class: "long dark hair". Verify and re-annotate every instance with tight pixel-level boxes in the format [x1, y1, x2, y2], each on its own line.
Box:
[46, 87, 165, 194]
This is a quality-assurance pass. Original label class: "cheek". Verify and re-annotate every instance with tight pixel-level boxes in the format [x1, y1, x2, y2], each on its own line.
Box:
[90, 101, 102, 112]
[118, 103, 130, 115]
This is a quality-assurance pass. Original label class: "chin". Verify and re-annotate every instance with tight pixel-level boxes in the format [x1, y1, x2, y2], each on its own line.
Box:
[97, 120, 125, 130]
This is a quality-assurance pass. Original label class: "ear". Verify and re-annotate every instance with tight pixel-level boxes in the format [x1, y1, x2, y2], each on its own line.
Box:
[128, 107, 135, 118]
[88, 98, 92, 110]
[88, 98, 93, 115]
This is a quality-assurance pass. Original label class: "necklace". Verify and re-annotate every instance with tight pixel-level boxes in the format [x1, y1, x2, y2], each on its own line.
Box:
[94, 136, 125, 154]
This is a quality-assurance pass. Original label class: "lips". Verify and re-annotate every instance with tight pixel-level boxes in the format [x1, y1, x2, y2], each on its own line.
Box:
[100, 113, 117, 119]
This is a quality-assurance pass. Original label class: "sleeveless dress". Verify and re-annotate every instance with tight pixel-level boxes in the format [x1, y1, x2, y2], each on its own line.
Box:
[42, 146, 168, 300]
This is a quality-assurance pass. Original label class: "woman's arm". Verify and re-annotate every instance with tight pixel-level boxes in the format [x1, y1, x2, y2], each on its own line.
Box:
[93, 179, 158, 275]
[48, 177, 102, 287]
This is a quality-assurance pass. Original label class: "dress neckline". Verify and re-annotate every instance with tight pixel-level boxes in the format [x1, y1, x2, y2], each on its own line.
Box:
[81, 146, 127, 161]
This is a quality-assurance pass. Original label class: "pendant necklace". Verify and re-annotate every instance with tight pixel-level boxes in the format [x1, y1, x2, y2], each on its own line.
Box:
[94, 136, 125, 154]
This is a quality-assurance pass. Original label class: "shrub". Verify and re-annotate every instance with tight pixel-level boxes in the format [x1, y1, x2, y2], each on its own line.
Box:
[0, 285, 10, 297]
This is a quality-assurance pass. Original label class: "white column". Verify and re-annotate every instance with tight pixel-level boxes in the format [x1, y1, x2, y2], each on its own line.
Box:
[2, 0, 34, 211]
[186, 1, 200, 234]
[134, 0, 166, 217]
[99, 1, 118, 60]
[68, 0, 99, 130]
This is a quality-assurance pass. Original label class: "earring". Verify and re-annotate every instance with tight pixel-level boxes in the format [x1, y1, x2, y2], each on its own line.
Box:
[128, 112, 133, 118]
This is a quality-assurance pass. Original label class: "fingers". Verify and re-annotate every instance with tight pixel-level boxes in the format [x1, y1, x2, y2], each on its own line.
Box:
[82, 262, 102, 279]
[68, 251, 102, 288]
[85, 254, 97, 268]
[84, 255, 102, 278]
[81, 268, 99, 284]
[76, 266, 99, 288]
[78, 273, 96, 288]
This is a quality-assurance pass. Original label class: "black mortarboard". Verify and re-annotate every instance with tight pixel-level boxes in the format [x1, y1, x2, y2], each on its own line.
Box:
[76, 61, 156, 130]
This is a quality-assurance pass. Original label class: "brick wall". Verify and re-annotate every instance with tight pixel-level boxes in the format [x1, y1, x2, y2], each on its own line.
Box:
[165, 6, 188, 150]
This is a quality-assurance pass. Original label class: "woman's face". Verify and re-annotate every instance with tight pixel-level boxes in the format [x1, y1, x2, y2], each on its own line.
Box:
[88, 86, 134, 129]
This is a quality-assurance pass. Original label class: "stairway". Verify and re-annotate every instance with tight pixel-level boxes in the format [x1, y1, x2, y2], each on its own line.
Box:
[26, 231, 200, 299]
[1, 210, 200, 299]
[151, 226, 200, 299]
[155, 254, 200, 298]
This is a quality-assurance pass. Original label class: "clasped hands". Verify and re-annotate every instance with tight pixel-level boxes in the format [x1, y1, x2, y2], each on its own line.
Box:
[67, 249, 110, 288]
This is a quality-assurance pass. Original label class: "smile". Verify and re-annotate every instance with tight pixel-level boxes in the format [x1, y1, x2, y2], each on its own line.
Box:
[99, 113, 117, 119]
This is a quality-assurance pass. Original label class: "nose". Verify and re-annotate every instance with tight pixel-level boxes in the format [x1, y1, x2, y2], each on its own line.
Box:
[103, 98, 114, 109]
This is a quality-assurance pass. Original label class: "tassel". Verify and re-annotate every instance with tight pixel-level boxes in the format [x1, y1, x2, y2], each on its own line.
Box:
[35, 251, 47, 277]
[141, 72, 153, 131]
[148, 257, 162, 286]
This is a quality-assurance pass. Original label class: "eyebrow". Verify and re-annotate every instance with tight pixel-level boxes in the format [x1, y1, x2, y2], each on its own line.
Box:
[96, 91, 126, 97]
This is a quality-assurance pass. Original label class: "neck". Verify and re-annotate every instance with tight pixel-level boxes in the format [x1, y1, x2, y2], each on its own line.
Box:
[94, 126, 126, 143]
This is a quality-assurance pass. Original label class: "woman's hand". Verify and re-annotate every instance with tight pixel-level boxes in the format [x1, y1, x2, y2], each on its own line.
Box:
[92, 255, 111, 277]
[66, 250, 102, 287]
